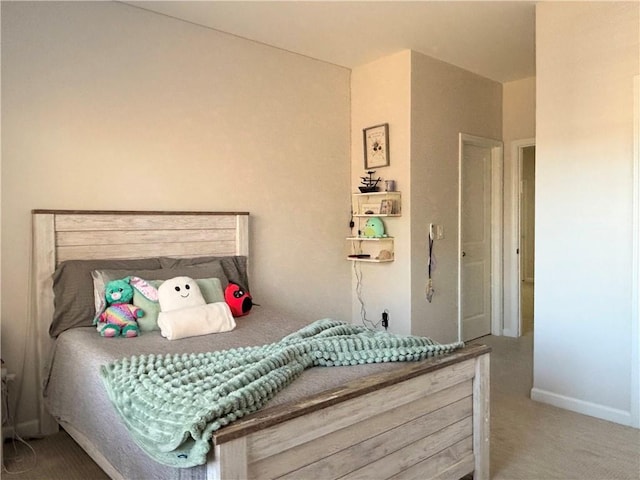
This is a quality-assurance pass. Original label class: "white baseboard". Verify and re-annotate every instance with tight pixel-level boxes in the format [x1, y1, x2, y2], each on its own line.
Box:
[531, 387, 635, 427]
[2, 419, 42, 441]
[501, 327, 518, 338]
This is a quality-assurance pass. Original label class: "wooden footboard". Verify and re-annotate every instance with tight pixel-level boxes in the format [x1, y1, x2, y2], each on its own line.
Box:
[212, 344, 490, 480]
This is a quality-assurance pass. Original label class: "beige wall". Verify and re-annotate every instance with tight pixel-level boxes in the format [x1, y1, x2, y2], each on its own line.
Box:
[410, 51, 502, 343]
[502, 77, 536, 336]
[534, 2, 639, 426]
[350, 51, 412, 334]
[350, 50, 501, 342]
[503, 77, 536, 141]
[1, 1, 351, 431]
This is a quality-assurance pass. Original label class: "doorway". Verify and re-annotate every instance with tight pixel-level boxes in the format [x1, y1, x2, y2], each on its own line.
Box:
[506, 138, 536, 337]
[520, 145, 536, 335]
[458, 134, 503, 342]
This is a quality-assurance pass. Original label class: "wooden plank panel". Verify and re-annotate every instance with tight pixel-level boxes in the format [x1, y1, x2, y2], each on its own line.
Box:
[387, 438, 473, 480]
[473, 353, 491, 480]
[56, 228, 236, 246]
[208, 445, 222, 480]
[56, 241, 237, 263]
[250, 381, 472, 479]
[55, 213, 238, 231]
[214, 346, 490, 446]
[430, 452, 475, 480]
[275, 397, 472, 480]
[246, 359, 475, 462]
[218, 437, 248, 480]
[32, 213, 59, 435]
[236, 215, 249, 256]
[340, 417, 473, 480]
[33, 214, 55, 340]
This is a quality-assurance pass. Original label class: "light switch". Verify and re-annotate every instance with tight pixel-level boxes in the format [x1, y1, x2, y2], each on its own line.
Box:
[429, 223, 445, 240]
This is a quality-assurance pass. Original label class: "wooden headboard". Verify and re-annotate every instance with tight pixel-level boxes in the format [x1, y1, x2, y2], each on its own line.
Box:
[31, 210, 249, 434]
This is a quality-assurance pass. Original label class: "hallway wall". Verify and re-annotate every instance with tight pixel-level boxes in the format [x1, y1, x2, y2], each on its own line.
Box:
[534, 1, 639, 427]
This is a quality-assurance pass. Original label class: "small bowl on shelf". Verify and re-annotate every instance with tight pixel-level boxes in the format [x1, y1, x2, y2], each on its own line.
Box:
[358, 186, 379, 193]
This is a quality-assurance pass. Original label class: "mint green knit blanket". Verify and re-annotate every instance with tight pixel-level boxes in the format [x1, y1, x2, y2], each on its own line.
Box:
[100, 319, 464, 468]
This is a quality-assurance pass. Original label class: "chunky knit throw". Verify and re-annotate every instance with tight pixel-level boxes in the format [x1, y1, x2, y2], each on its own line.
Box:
[100, 319, 464, 468]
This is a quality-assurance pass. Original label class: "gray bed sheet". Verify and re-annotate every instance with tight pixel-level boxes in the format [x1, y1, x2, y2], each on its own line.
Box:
[44, 306, 404, 480]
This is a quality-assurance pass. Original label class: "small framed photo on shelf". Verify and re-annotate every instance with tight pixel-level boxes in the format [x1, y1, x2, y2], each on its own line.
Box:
[380, 199, 393, 215]
[363, 123, 390, 169]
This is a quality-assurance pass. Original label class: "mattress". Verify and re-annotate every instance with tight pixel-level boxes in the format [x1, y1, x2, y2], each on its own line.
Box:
[44, 306, 405, 479]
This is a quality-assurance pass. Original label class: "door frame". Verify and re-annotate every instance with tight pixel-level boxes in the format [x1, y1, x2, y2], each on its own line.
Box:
[457, 133, 504, 341]
[631, 75, 639, 428]
[505, 138, 536, 337]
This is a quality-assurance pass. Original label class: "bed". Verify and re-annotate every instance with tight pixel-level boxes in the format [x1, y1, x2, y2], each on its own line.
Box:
[32, 209, 491, 480]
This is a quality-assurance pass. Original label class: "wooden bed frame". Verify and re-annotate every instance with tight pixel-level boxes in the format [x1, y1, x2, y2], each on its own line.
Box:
[32, 210, 490, 480]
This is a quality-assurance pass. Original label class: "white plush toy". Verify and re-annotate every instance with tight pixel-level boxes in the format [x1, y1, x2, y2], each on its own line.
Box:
[157, 276, 236, 340]
[158, 276, 206, 312]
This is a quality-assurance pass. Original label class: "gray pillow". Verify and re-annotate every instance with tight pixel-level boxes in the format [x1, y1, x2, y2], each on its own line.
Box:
[159, 256, 249, 290]
[51, 258, 162, 337]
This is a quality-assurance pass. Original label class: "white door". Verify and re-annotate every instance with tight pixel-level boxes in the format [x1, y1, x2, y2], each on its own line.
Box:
[461, 143, 492, 341]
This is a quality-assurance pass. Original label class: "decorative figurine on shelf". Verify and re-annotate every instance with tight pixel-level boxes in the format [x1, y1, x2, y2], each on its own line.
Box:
[362, 217, 386, 238]
[376, 249, 393, 261]
[359, 170, 382, 193]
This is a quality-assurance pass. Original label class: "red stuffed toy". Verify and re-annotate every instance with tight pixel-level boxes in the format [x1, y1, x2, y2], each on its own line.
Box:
[224, 282, 252, 317]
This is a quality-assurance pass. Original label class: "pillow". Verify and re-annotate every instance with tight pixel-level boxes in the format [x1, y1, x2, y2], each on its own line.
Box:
[131, 279, 162, 331]
[195, 278, 225, 304]
[133, 278, 224, 331]
[50, 258, 162, 337]
[92, 263, 228, 331]
[160, 256, 249, 290]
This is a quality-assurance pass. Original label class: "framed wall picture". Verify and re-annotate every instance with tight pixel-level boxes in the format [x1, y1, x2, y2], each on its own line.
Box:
[363, 123, 390, 169]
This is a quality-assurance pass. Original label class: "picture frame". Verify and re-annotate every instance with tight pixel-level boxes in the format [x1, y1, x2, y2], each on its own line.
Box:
[380, 199, 393, 215]
[363, 123, 390, 169]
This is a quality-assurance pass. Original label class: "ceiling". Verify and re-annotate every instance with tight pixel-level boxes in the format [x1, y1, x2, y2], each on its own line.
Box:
[125, 1, 536, 83]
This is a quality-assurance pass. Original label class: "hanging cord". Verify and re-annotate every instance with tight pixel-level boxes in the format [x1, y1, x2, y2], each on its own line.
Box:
[2, 375, 37, 474]
[2, 231, 38, 475]
[426, 226, 435, 303]
[354, 262, 382, 330]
